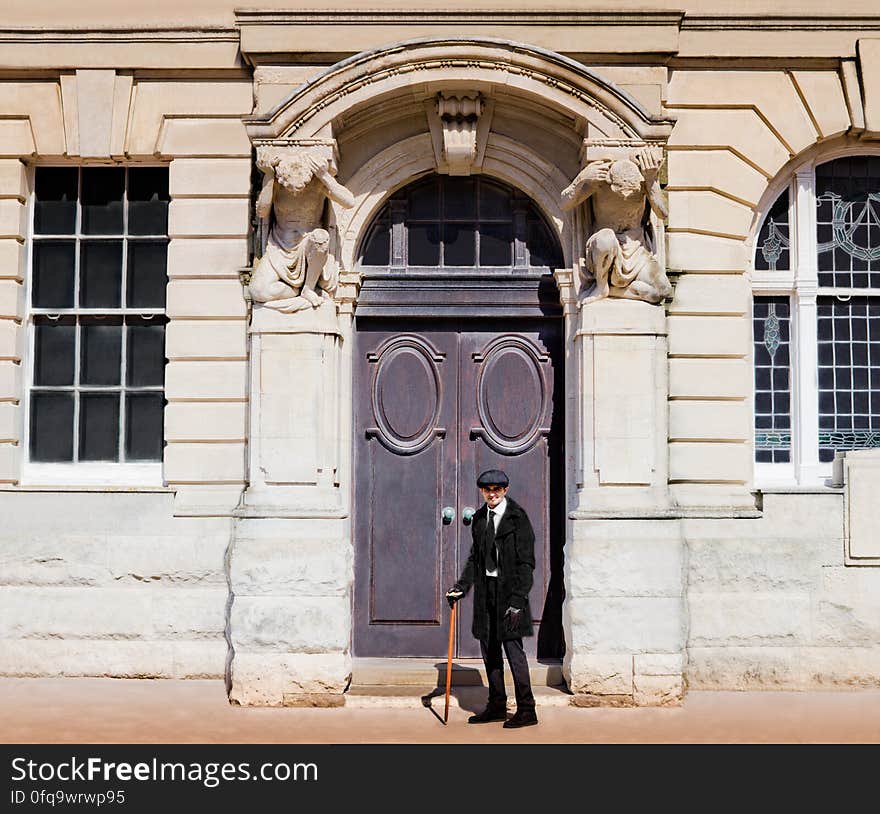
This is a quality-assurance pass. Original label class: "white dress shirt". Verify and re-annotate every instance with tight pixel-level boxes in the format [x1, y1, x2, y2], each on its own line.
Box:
[484, 497, 507, 577]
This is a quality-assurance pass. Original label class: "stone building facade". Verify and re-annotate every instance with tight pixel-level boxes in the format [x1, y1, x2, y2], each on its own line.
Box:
[2, 3, 880, 706]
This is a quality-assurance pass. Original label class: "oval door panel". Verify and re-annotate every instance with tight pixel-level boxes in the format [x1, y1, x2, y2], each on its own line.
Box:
[372, 341, 441, 451]
[478, 342, 545, 450]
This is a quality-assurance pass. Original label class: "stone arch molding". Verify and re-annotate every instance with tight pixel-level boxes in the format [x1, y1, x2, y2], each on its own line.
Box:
[244, 37, 674, 143]
[336, 132, 574, 272]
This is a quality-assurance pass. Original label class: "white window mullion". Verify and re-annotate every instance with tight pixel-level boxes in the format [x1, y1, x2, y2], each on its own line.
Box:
[71, 167, 83, 463]
[119, 167, 129, 463]
[793, 167, 821, 483]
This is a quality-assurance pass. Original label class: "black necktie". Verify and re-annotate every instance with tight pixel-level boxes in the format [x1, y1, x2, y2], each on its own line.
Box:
[485, 510, 497, 572]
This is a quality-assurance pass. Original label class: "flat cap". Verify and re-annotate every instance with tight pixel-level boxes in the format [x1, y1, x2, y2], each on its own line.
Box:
[476, 469, 509, 488]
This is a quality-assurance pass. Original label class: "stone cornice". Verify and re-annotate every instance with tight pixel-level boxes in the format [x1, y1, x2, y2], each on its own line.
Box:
[681, 15, 880, 31]
[0, 28, 239, 43]
[235, 10, 686, 27]
[234, 10, 880, 32]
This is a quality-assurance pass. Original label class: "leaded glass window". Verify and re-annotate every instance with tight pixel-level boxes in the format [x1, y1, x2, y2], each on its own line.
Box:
[28, 167, 169, 465]
[816, 157, 880, 288]
[752, 154, 880, 481]
[754, 188, 790, 272]
[817, 297, 880, 462]
[754, 297, 791, 463]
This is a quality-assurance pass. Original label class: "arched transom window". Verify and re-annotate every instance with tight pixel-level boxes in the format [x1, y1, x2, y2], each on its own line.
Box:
[753, 154, 880, 484]
[356, 175, 563, 318]
[359, 175, 562, 272]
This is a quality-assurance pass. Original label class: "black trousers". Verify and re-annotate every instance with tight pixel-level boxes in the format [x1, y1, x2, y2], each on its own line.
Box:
[480, 577, 535, 711]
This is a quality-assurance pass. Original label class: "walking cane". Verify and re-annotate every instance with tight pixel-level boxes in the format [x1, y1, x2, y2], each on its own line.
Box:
[444, 601, 456, 725]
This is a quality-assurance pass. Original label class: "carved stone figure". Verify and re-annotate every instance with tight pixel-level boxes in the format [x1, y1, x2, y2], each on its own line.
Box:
[249, 145, 355, 313]
[561, 145, 671, 305]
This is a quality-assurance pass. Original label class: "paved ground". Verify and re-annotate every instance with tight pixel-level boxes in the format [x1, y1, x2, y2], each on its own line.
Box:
[2, 678, 880, 743]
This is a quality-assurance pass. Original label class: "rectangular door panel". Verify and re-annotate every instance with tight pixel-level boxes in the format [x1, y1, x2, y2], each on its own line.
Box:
[353, 323, 458, 657]
[458, 322, 564, 660]
[368, 441, 443, 623]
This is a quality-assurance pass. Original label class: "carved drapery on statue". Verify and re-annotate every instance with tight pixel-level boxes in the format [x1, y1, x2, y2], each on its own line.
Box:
[561, 140, 671, 306]
[249, 140, 355, 314]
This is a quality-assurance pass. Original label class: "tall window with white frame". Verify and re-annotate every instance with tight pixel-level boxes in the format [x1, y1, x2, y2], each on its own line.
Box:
[26, 166, 169, 481]
[753, 154, 880, 485]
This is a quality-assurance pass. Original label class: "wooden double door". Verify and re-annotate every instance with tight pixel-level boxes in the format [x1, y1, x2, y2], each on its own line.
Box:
[353, 317, 564, 659]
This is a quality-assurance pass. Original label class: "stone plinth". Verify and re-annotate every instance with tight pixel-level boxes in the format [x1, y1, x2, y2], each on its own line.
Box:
[573, 299, 670, 514]
[244, 301, 343, 514]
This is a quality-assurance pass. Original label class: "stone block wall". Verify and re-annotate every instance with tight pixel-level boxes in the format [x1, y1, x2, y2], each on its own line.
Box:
[685, 492, 880, 689]
[0, 491, 230, 678]
[228, 517, 352, 706]
[564, 519, 687, 706]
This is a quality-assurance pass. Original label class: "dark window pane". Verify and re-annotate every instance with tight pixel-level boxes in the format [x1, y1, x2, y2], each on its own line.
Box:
[408, 179, 439, 220]
[30, 392, 74, 462]
[126, 319, 165, 387]
[126, 241, 167, 308]
[480, 223, 513, 266]
[128, 167, 169, 235]
[443, 223, 475, 266]
[80, 241, 122, 308]
[479, 182, 511, 219]
[528, 218, 559, 267]
[34, 317, 75, 386]
[34, 168, 78, 234]
[81, 318, 122, 385]
[444, 178, 476, 219]
[32, 241, 75, 308]
[361, 220, 390, 266]
[125, 393, 164, 461]
[79, 393, 119, 461]
[408, 224, 440, 266]
[81, 167, 124, 234]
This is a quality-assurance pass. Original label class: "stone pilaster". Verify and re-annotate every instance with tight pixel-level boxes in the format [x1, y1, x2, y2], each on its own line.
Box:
[227, 303, 352, 705]
[565, 299, 685, 705]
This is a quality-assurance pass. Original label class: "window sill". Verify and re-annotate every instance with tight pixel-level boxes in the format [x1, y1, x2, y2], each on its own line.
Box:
[754, 484, 844, 495]
[18, 462, 166, 489]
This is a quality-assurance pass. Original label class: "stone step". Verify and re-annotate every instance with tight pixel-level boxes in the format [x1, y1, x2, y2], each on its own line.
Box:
[344, 684, 573, 709]
[351, 657, 565, 688]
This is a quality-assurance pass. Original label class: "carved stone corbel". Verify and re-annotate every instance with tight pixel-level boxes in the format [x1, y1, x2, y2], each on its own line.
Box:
[425, 91, 494, 176]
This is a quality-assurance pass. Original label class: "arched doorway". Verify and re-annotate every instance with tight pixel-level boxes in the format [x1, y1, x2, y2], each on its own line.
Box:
[352, 174, 565, 660]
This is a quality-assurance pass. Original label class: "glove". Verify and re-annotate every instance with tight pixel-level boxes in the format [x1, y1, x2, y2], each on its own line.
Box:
[504, 607, 522, 628]
[445, 587, 464, 608]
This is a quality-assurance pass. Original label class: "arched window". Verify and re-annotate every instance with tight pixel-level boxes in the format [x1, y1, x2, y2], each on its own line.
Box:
[356, 174, 563, 318]
[753, 154, 880, 484]
[359, 174, 561, 271]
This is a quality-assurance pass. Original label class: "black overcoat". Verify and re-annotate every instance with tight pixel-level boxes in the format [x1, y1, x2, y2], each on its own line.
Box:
[453, 497, 536, 641]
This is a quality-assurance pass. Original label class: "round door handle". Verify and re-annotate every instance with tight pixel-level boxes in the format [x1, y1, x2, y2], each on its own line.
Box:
[462, 506, 476, 525]
[441, 506, 456, 524]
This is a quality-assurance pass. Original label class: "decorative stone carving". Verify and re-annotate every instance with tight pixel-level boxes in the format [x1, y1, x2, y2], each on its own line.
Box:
[249, 141, 355, 313]
[426, 92, 493, 176]
[562, 141, 671, 305]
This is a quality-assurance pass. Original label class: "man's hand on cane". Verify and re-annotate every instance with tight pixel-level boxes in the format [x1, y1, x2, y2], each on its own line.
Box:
[445, 587, 464, 608]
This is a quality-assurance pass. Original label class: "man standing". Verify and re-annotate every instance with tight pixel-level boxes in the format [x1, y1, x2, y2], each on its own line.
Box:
[446, 469, 538, 728]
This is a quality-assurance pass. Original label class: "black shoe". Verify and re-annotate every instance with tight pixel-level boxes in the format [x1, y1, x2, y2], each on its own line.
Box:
[502, 708, 538, 728]
[468, 706, 508, 724]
